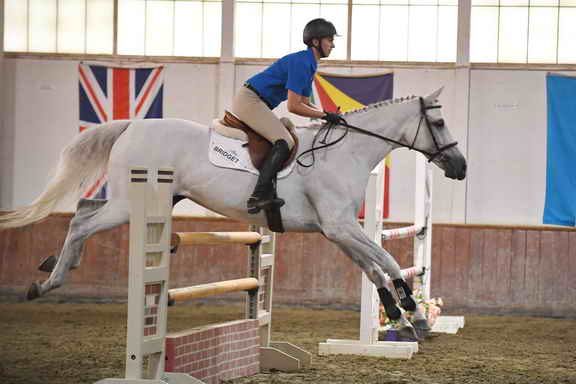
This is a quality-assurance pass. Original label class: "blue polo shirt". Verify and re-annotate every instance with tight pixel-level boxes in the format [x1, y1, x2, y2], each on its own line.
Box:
[246, 48, 317, 109]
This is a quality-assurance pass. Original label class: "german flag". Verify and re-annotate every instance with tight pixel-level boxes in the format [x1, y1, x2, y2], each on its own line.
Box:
[311, 71, 394, 219]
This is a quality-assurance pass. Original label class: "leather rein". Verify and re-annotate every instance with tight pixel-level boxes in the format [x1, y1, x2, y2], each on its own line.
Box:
[296, 97, 459, 168]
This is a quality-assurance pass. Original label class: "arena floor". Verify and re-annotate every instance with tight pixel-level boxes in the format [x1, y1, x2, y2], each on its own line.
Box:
[0, 302, 574, 384]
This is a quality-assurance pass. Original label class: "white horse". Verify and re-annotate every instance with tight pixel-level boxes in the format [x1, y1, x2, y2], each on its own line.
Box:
[0, 88, 465, 338]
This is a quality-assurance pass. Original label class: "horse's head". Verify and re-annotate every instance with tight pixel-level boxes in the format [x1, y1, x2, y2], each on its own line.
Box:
[404, 88, 467, 180]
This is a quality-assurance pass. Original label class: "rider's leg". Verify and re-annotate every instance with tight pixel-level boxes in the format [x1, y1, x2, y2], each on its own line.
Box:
[246, 139, 290, 213]
[231, 86, 295, 149]
[231, 86, 295, 213]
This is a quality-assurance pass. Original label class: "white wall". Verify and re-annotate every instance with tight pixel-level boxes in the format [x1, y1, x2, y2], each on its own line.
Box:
[467, 70, 548, 225]
[1, 57, 570, 225]
[1, 59, 218, 215]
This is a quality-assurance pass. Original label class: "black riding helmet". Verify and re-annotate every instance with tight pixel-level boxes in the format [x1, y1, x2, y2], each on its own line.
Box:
[303, 18, 338, 58]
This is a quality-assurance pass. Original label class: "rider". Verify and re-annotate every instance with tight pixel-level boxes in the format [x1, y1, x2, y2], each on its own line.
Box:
[232, 18, 343, 214]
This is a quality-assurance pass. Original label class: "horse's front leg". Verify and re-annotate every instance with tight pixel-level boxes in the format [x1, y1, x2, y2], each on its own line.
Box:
[321, 221, 419, 330]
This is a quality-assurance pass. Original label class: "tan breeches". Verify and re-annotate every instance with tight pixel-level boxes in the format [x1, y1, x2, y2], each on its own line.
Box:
[231, 86, 295, 150]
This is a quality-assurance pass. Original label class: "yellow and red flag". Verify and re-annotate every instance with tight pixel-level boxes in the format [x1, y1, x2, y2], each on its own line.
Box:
[311, 71, 394, 218]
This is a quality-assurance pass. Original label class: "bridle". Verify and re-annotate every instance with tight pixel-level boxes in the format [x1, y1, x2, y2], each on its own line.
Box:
[297, 97, 459, 168]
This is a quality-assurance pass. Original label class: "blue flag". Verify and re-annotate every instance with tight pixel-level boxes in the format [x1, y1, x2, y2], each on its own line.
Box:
[543, 73, 576, 226]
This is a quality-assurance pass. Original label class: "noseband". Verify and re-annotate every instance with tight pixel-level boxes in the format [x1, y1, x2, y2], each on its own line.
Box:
[412, 98, 459, 162]
[297, 97, 458, 168]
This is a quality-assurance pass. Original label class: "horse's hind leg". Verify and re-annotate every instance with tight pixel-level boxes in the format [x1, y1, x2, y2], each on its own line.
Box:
[27, 200, 129, 300]
[38, 198, 108, 272]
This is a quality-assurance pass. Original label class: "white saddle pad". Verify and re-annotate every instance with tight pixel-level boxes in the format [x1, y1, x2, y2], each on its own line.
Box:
[208, 127, 295, 178]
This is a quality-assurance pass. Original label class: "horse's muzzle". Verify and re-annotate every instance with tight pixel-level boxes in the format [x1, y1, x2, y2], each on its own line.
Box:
[444, 155, 467, 180]
[435, 148, 466, 180]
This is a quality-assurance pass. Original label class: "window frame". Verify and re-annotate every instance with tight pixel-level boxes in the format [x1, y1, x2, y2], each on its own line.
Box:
[3, 0, 576, 70]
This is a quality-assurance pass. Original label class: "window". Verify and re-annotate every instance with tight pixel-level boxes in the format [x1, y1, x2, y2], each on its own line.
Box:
[4, 0, 574, 64]
[470, 0, 576, 64]
[235, 0, 348, 60]
[4, 0, 114, 54]
[118, 0, 222, 56]
[350, 0, 457, 62]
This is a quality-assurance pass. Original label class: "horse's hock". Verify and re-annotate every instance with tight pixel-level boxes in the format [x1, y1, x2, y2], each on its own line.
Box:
[97, 167, 310, 384]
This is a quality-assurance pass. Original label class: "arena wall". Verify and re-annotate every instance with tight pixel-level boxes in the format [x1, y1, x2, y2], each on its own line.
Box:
[0, 215, 574, 318]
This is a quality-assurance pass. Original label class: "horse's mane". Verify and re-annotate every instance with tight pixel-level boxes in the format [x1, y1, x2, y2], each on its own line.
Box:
[342, 95, 418, 117]
[297, 95, 419, 131]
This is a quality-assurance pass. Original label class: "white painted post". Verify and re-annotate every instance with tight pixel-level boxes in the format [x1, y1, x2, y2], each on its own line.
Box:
[359, 162, 384, 344]
[125, 168, 173, 380]
[97, 167, 201, 384]
[412, 154, 433, 301]
[217, 0, 236, 115]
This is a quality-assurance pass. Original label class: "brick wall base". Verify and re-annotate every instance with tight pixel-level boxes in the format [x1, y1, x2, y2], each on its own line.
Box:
[165, 319, 260, 384]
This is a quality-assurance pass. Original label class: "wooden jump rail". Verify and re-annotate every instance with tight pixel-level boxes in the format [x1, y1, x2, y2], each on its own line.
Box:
[168, 277, 259, 305]
[98, 167, 310, 384]
[171, 231, 263, 248]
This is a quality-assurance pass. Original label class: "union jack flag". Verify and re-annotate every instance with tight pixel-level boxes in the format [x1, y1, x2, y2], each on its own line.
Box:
[78, 63, 165, 197]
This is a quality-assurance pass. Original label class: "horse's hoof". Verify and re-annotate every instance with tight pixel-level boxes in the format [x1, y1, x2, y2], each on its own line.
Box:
[412, 319, 431, 340]
[397, 326, 420, 342]
[26, 281, 43, 301]
[38, 255, 57, 272]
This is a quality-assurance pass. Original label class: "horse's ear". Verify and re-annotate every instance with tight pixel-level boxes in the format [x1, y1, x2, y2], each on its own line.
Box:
[425, 87, 444, 102]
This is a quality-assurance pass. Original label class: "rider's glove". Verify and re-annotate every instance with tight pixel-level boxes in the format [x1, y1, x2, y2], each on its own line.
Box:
[322, 111, 344, 125]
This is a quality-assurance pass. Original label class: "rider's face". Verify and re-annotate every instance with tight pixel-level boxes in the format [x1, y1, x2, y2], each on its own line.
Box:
[320, 36, 335, 57]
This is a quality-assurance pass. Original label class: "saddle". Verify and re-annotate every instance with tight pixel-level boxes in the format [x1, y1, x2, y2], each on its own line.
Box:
[212, 111, 299, 233]
[216, 111, 299, 171]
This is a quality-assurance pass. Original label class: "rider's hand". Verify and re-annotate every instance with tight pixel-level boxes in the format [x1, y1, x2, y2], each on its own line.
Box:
[322, 111, 344, 125]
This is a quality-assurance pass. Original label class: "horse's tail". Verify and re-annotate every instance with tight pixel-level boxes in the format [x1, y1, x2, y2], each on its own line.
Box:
[0, 120, 132, 229]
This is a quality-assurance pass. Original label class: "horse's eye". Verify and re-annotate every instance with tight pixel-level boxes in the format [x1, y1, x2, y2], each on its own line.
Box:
[432, 119, 445, 128]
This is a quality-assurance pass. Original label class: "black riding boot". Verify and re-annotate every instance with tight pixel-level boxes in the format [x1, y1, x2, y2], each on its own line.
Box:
[247, 139, 290, 214]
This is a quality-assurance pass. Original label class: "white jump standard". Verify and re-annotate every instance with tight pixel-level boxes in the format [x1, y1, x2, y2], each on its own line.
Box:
[97, 167, 310, 384]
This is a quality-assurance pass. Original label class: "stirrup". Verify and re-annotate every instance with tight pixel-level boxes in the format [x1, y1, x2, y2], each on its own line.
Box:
[247, 196, 285, 214]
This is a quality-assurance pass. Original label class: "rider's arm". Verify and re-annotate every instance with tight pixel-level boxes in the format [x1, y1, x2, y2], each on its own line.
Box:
[304, 98, 323, 112]
[287, 90, 326, 119]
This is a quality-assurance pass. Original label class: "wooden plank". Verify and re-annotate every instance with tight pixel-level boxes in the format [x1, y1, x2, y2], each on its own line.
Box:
[538, 230, 556, 313]
[524, 230, 541, 311]
[539, 231, 569, 315]
[172, 231, 262, 247]
[481, 229, 499, 308]
[509, 230, 527, 311]
[430, 225, 445, 298]
[439, 227, 457, 308]
[569, 232, 576, 309]
[495, 230, 513, 307]
[554, 231, 570, 314]
[318, 340, 415, 359]
[468, 229, 484, 307]
[168, 277, 259, 303]
[453, 227, 471, 309]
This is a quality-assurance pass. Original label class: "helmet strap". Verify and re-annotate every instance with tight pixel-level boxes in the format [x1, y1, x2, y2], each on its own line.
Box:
[313, 39, 327, 58]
